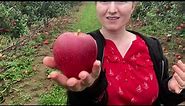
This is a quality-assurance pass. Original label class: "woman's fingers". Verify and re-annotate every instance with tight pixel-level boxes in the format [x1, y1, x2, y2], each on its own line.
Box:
[168, 76, 182, 94]
[170, 60, 185, 94]
[48, 71, 83, 91]
[79, 71, 94, 87]
[173, 72, 185, 90]
[79, 60, 101, 85]
[45, 59, 102, 92]
[91, 60, 101, 79]
[173, 64, 185, 89]
[66, 77, 83, 91]
[68, 60, 102, 91]
[173, 65, 185, 81]
[176, 60, 185, 72]
[43, 56, 56, 68]
[48, 71, 68, 88]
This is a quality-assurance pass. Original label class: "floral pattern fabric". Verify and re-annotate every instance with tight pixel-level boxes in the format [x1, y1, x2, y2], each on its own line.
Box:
[103, 35, 159, 105]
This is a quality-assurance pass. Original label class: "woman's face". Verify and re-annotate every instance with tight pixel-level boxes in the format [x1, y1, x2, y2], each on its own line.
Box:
[96, 1, 134, 32]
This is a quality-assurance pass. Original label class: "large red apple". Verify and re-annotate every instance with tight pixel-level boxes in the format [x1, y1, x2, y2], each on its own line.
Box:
[52, 31, 98, 78]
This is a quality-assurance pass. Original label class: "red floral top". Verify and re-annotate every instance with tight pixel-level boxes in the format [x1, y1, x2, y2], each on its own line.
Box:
[102, 35, 159, 105]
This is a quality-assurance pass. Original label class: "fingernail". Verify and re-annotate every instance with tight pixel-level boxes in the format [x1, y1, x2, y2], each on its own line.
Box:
[178, 89, 182, 94]
[172, 65, 177, 69]
[178, 60, 182, 63]
[84, 74, 88, 79]
[47, 75, 51, 79]
[81, 74, 86, 80]
[97, 60, 101, 65]
[68, 81, 75, 87]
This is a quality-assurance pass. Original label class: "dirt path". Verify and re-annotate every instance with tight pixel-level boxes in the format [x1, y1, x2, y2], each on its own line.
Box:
[2, 43, 54, 104]
[1, 3, 83, 105]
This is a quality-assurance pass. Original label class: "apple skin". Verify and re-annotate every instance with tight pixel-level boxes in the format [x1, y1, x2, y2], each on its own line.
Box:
[53, 32, 98, 78]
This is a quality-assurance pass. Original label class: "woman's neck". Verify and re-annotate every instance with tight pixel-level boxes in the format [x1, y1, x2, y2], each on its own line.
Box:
[100, 27, 131, 42]
[100, 27, 137, 58]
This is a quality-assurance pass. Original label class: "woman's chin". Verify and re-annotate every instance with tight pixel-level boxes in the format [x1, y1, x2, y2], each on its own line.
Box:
[106, 26, 123, 32]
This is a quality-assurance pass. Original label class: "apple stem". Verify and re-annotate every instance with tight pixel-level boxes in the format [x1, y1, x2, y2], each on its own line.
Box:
[77, 29, 81, 36]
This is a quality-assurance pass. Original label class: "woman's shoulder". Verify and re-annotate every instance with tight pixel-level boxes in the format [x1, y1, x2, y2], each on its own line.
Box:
[127, 30, 160, 44]
[87, 29, 101, 36]
[87, 29, 106, 43]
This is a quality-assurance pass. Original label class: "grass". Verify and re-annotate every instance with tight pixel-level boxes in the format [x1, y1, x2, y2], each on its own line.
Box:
[39, 85, 67, 105]
[31, 2, 185, 105]
[38, 2, 100, 105]
[70, 2, 101, 33]
[38, 1, 185, 105]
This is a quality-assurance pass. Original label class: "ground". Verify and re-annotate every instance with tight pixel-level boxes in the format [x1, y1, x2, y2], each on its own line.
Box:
[1, 7, 76, 105]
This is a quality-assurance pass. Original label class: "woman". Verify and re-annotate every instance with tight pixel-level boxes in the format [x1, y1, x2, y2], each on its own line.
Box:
[43, 1, 185, 105]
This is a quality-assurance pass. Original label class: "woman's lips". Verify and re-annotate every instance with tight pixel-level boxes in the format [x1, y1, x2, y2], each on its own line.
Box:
[106, 16, 120, 20]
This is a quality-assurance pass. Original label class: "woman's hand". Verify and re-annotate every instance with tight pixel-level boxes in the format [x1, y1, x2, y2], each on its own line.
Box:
[168, 60, 185, 94]
[43, 56, 101, 91]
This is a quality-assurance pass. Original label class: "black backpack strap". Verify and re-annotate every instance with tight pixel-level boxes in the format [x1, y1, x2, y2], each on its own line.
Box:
[87, 29, 108, 104]
[147, 37, 185, 106]
[66, 30, 108, 105]
[144, 36, 168, 81]
[128, 30, 185, 105]
[87, 29, 106, 62]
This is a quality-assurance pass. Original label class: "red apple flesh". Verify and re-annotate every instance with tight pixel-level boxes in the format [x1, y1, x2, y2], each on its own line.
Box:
[53, 32, 98, 78]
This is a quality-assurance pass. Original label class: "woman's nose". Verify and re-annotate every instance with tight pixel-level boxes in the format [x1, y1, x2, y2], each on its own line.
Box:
[108, 2, 118, 15]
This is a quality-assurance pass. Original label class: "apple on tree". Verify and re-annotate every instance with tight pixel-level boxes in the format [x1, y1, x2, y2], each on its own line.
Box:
[52, 30, 98, 79]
